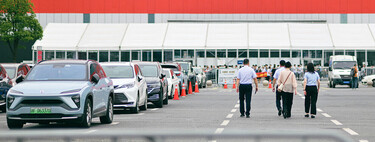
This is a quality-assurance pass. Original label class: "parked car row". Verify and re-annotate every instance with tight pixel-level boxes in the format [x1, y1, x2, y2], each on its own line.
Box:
[2, 60, 205, 129]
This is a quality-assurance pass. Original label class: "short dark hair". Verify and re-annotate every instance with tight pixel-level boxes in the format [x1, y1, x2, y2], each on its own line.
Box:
[307, 63, 315, 73]
[243, 59, 249, 65]
[280, 60, 286, 66]
[285, 61, 292, 68]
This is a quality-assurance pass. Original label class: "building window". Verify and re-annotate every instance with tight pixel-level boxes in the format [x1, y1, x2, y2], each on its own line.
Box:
[78, 51, 87, 60]
[83, 13, 90, 23]
[217, 49, 226, 58]
[56, 51, 65, 59]
[260, 49, 269, 58]
[324, 50, 333, 66]
[356, 50, 365, 66]
[88, 51, 98, 61]
[67, 51, 76, 59]
[142, 50, 152, 61]
[196, 49, 205, 58]
[292, 50, 301, 58]
[110, 51, 119, 62]
[281, 50, 290, 58]
[368, 51, 375, 66]
[238, 49, 247, 58]
[345, 50, 355, 56]
[228, 49, 236, 58]
[122, 51, 130, 62]
[153, 50, 162, 62]
[164, 50, 173, 62]
[249, 49, 258, 58]
[335, 50, 344, 55]
[131, 50, 140, 61]
[99, 51, 108, 62]
[206, 50, 215, 58]
[270, 50, 279, 58]
[45, 51, 54, 60]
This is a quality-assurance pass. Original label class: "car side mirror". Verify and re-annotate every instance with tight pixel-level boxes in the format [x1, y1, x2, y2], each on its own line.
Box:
[329, 67, 332, 71]
[138, 75, 143, 82]
[91, 74, 100, 84]
[172, 75, 174, 79]
[160, 74, 166, 79]
[16, 76, 24, 84]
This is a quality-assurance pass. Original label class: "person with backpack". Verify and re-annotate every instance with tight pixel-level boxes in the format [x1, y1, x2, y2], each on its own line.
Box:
[303, 63, 320, 118]
[351, 64, 358, 89]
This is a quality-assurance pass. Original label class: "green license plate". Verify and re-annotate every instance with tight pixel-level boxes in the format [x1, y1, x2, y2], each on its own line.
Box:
[30, 108, 51, 114]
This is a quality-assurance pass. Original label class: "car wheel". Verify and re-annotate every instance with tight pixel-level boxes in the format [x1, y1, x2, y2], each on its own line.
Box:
[372, 80, 375, 87]
[140, 96, 147, 111]
[168, 86, 173, 99]
[332, 82, 336, 88]
[163, 89, 169, 105]
[131, 96, 140, 113]
[7, 118, 23, 129]
[79, 99, 92, 128]
[100, 96, 114, 124]
[154, 91, 163, 108]
[1, 105, 6, 112]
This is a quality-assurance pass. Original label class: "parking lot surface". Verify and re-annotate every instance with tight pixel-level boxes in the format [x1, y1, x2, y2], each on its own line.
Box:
[0, 81, 373, 142]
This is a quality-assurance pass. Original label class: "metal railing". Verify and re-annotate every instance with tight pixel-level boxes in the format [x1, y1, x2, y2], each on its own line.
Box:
[0, 129, 353, 142]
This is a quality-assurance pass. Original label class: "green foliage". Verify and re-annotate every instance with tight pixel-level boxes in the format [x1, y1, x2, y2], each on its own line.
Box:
[0, 0, 43, 62]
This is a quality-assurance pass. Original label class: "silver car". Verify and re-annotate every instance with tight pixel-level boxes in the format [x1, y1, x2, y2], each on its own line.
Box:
[6, 60, 114, 129]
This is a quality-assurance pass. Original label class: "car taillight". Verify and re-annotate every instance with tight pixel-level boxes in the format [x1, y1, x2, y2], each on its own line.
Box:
[176, 73, 181, 76]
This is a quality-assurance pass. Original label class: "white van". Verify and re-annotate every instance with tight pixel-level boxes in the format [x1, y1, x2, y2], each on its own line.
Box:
[328, 55, 357, 88]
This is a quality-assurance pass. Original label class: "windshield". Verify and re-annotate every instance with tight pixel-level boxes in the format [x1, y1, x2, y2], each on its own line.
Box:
[162, 70, 171, 78]
[26, 64, 87, 81]
[193, 68, 202, 74]
[102, 66, 134, 79]
[4, 67, 16, 79]
[139, 65, 158, 77]
[332, 61, 356, 69]
[180, 64, 189, 71]
[161, 65, 179, 71]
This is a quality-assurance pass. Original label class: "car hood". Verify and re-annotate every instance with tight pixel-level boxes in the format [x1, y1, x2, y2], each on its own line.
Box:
[11, 81, 90, 95]
[111, 78, 135, 86]
[364, 75, 375, 80]
[144, 77, 160, 84]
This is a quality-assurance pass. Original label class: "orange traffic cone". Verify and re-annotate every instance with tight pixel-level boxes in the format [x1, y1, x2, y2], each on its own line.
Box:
[188, 81, 193, 94]
[173, 84, 179, 100]
[181, 83, 186, 97]
[195, 81, 199, 93]
[268, 79, 272, 89]
[232, 79, 236, 89]
[224, 79, 228, 89]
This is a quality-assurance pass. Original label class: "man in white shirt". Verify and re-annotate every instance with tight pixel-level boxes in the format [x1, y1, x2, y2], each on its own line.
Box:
[272, 60, 286, 116]
[236, 59, 259, 118]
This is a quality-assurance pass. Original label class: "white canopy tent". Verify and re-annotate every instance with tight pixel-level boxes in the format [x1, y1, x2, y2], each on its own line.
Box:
[77, 24, 128, 50]
[329, 24, 375, 49]
[121, 24, 167, 50]
[248, 23, 291, 49]
[289, 24, 333, 49]
[206, 24, 248, 49]
[163, 24, 207, 49]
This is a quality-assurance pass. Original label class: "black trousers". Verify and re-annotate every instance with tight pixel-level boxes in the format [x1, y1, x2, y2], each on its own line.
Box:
[281, 91, 294, 117]
[305, 86, 318, 115]
[276, 85, 282, 111]
[239, 84, 252, 116]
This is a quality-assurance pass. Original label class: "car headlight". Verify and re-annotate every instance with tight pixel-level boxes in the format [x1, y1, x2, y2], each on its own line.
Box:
[9, 89, 23, 94]
[61, 89, 81, 94]
[116, 83, 135, 89]
[333, 75, 341, 78]
[7, 95, 15, 108]
[71, 94, 80, 108]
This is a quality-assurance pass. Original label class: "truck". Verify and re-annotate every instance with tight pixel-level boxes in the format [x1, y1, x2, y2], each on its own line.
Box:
[328, 55, 357, 88]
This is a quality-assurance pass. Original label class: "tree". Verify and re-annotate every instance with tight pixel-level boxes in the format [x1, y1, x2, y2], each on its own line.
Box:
[0, 0, 43, 63]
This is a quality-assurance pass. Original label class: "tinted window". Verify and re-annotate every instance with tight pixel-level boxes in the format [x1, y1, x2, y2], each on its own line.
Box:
[139, 65, 158, 77]
[102, 66, 134, 78]
[180, 64, 189, 71]
[161, 65, 179, 71]
[26, 64, 87, 81]
[4, 67, 16, 79]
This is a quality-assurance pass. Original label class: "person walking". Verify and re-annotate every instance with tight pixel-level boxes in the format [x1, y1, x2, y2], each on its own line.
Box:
[303, 63, 321, 118]
[277, 61, 297, 119]
[236, 59, 259, 118]
[351, 64, 359, 89]
[272, 60, 286, 116]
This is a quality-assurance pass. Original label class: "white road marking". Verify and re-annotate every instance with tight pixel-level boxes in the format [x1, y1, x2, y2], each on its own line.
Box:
[234, 104, 239, 108]
[150, 108, 159, 111]
[317, 108, 323, 112]
[214, 128, 224, 134]
[136, 113, 145, 115]
[301, 97, 305, 99]
[359, 140, 369, 142]
[237, 100, 239, 103]
[110, 122, 120, 125]
[231, 109, 237, 112]
[84, 130, 97, 134]
[226, 114, 233, 119]
[331, 120, 343, 125]
[343, 128, 359, 135]
[208, 140, 217, 142]
[220, 120, 230, 126]
[321, 113, 332, 118]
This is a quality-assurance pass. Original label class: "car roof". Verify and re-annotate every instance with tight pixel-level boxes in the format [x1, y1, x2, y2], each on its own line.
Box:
[1, 64, 20, 68]
[135, 61, 159, 66]
[100, 62, 134, 66]
[38, 60, 90, 65]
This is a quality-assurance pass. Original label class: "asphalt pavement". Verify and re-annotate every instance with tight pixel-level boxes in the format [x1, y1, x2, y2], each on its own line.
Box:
[0, 81, 373, 142]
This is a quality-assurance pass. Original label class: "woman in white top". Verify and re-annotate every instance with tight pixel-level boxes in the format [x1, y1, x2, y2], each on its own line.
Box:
[277, 61, 298, 119]
[303, 63, 321, 118]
